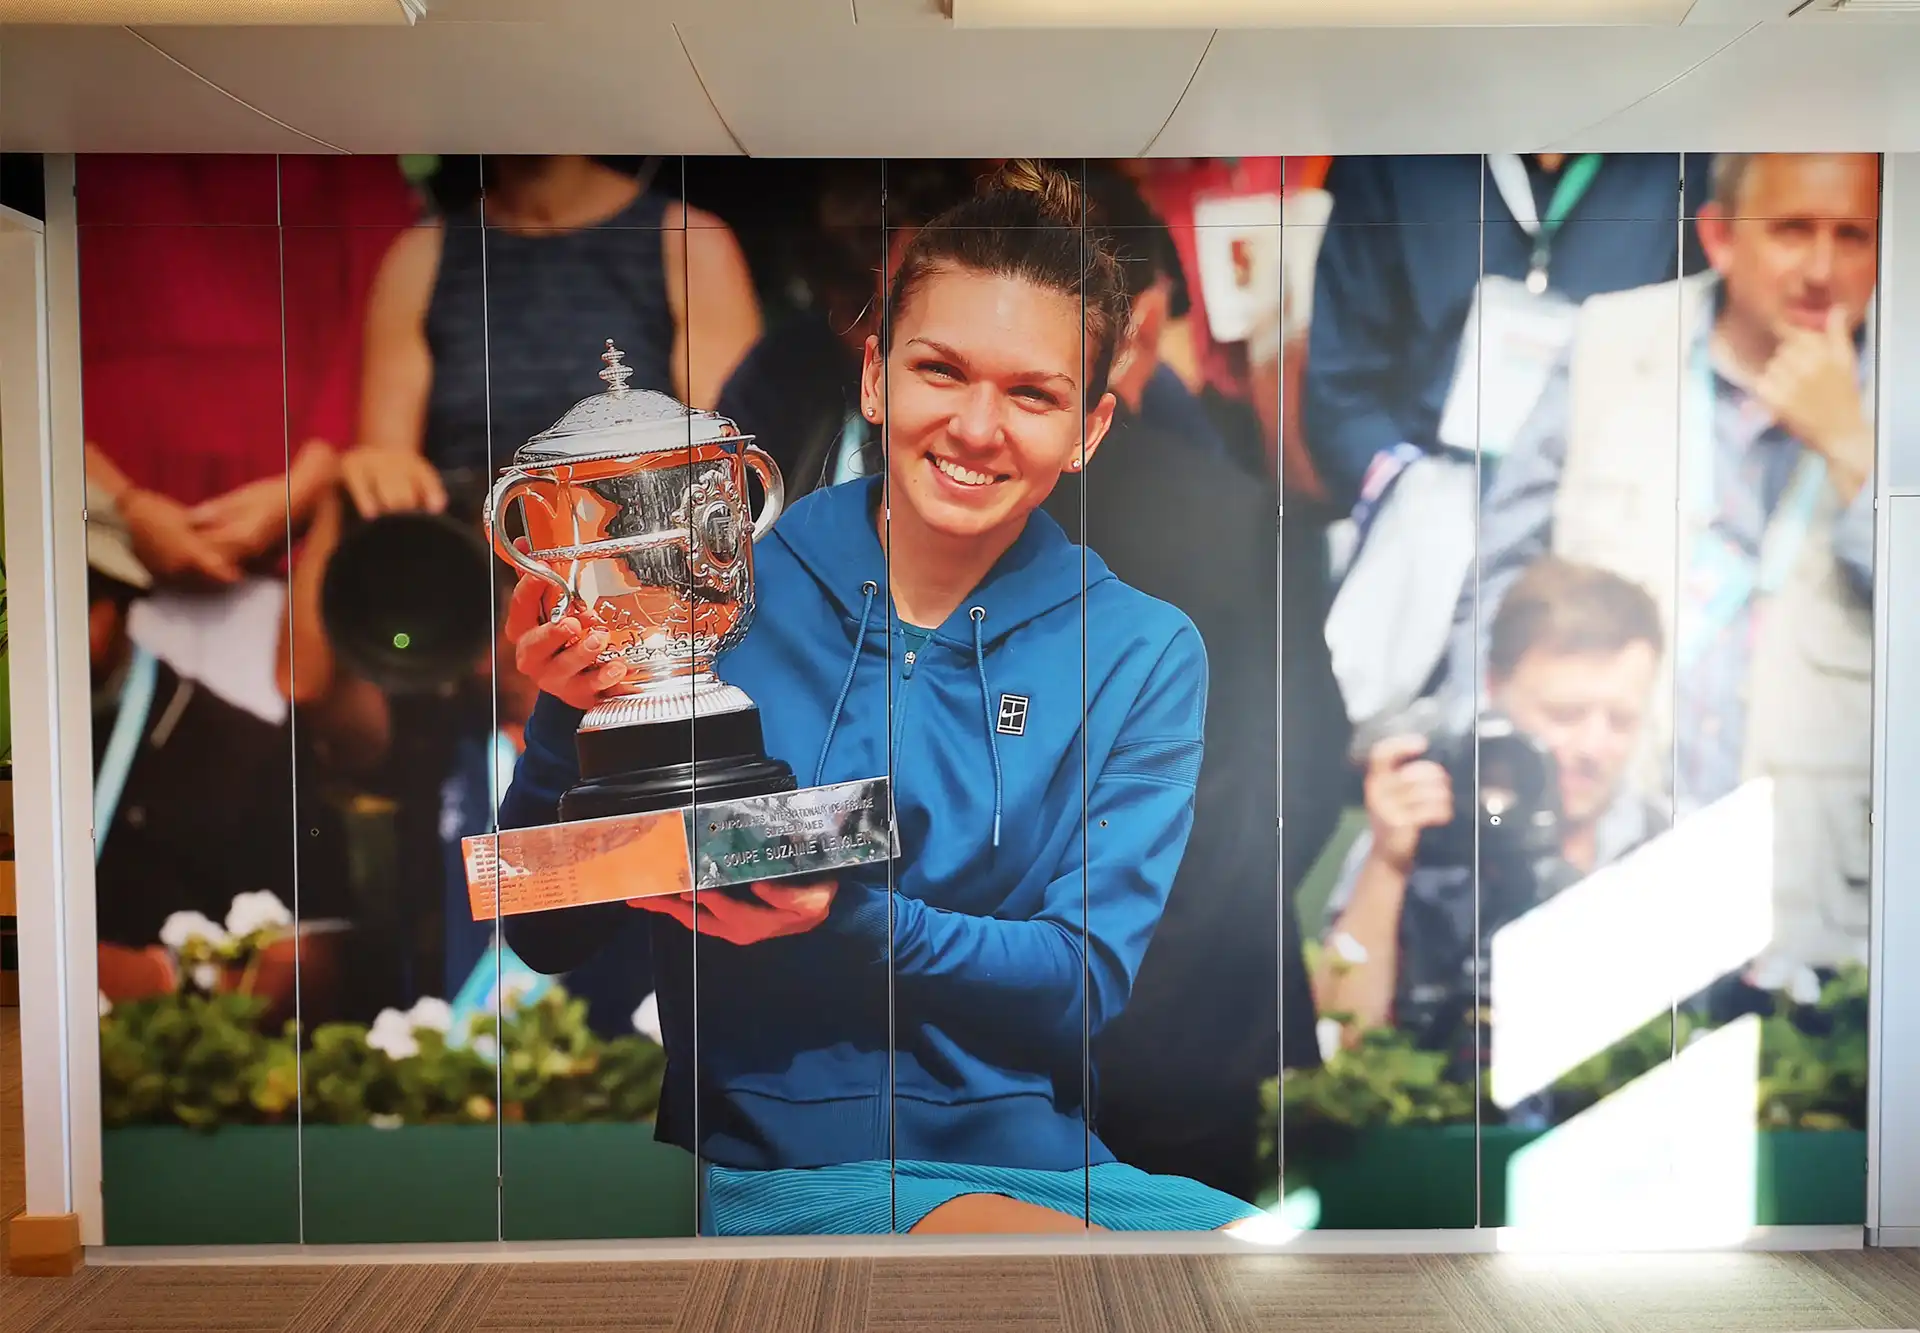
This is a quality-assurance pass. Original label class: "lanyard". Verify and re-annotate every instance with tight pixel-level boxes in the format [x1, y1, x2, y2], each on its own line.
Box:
[1488, 154, 1604, 295]
[1676, 342, 1827, 672]
[94, 646, 158, 863]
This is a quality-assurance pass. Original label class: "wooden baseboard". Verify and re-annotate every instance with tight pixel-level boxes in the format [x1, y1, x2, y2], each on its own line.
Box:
[7, 1214, 83, 1277]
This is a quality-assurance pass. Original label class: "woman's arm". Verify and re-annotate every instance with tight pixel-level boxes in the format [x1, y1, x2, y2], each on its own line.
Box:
[275, 488, 391, 772]
[1311, 837, 1410, 1037]
[822, 626, 1209, 1053]
[665, 208, 764, 412]
[87, 443, 241, 586]
[342, 223, 448, 517]
[495, 691, 628, 975]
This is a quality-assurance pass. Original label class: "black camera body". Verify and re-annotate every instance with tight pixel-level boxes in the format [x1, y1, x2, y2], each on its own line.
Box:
[1360, 703, 1582, 1070]
[320, 467, 499, 696]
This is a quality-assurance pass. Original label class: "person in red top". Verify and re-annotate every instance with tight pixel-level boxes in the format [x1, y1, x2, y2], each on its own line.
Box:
[1133, 156, 1326, 404]
[78, 154, 420, 586]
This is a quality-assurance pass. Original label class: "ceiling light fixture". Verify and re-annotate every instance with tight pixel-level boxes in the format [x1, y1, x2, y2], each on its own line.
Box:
[0, 0, 423, 22]
[947, 0, 1688, 25]
[1808, 0, 1920, 11]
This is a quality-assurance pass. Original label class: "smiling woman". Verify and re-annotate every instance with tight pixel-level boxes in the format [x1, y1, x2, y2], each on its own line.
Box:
[498, 159, 1262, 1238]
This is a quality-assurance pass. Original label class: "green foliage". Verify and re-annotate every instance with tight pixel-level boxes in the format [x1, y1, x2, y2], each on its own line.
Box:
[100, 985, 665, 1131]
[1262, 962, 1871, 1153]
[99, 990, 279, 1130]
[1757, 964, 1869, 1131]
[486, 991, 667, 1125]
[298, 1021, 498, 1127]
[1277, 1018, 1478, 1134]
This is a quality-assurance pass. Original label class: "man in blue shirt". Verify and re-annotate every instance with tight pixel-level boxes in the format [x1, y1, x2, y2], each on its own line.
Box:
[1303, 153, 1709, 514]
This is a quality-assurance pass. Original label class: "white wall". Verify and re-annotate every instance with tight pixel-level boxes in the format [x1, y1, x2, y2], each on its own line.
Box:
[0, 154, 101, 1241]
[1871, 153, 1920, 1246]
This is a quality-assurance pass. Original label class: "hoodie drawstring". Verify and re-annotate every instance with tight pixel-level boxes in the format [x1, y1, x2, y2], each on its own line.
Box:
[970, 606, 1003, 849]
[815, 580, 878, 787]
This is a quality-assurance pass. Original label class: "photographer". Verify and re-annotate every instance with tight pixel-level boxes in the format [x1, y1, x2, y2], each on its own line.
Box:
[1313, 557, 1666, 1051]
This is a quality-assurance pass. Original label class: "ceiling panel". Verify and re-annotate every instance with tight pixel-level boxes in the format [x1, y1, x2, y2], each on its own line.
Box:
[127, 15, 738, 155]
[1151, 24, 1752, 156]
[1572, 20, 1920, 148]
[676, 2, 1210, 158]
[0, 25, 333, 152]
[8, 5, 1920, 159]
[952, 0, 1692, 25]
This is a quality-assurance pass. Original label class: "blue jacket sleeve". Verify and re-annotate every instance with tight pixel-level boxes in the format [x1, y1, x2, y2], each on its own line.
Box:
[496, 691, 613, 976]
[1303, 158, 1419, 510]
[498, 691, 584, 833]
[821, 624, 1208, 1054]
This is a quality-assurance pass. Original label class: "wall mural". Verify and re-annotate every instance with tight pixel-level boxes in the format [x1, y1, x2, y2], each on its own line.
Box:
[74, 150, 1875, 1243]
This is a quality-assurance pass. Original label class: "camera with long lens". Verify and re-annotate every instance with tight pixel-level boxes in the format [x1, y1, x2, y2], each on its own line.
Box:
[1354, 702, 1581, 1073]
[320, 468, 498, 696]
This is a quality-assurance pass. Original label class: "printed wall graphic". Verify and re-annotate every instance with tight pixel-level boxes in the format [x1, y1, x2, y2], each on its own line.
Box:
[1287, 152, 1875, 1234]
[75, 151, 1877, 1246]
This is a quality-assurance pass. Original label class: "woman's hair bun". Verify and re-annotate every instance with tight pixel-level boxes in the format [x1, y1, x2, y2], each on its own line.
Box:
[983, 159, 1084, 227]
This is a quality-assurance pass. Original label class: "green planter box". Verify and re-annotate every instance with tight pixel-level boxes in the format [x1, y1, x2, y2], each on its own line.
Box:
[103, 1122, 696, 1246]
[103, 1125, 300, 1246]
[502, 1122, 696, 1241]
[1285, 1124, 1479, 1229]
[1282, 1125, 1865, 1230]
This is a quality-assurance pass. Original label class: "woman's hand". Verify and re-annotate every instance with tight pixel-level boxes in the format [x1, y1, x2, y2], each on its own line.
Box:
[189, 475, 292, 564]
[1363, 733, 1453, 875]
[120, 488, 242, 586]
[502, 560, 628, 710]
[340, 446, 447, 519]
[631, 880, 838, 946]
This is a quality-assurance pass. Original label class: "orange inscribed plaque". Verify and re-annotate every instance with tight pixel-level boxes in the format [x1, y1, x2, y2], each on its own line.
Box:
[463, 809, 694, 921]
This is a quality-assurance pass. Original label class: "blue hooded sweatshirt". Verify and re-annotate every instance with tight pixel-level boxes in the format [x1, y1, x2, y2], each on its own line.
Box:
[499, 475, 1207, 1174]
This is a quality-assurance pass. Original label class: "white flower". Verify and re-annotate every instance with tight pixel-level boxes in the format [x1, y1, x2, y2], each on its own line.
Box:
[501, 978, 533, 1012]
[1745, 955, 1825, 1006]
[190, 964, 220, 993]
[98, 992, 112, 1018]
[159, 911, 229, 954]
[1316, 1018, 1344, 1064]
[367, 1008, 420, 1061]
[632, 992, 662, 1044]
[407, 997, 454, 1034]
[224, 891, 292, 940]
[1745, 955, 1795, 992]
[471, 1034, 499, 1062]
[369, 1113, 403, 1130]
[1788, 968, 1823, 1007]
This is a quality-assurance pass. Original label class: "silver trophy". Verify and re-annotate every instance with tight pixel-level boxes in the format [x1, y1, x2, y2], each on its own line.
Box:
[483, 342, 796, 821]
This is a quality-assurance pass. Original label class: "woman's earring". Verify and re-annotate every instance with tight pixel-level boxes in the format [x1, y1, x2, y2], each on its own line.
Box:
[1069, 459, 1082, 471]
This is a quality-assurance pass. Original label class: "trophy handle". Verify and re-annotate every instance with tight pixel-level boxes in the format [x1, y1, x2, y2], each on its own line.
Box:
[743, 445, 785, 542]
[484, 470, 573, 602]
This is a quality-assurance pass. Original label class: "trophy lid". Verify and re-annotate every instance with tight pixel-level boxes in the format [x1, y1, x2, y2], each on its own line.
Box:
[514, 341, 749, 466]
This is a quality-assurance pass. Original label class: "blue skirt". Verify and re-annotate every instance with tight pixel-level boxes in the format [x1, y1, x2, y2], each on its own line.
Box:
[702, 1159, 1263, 1236]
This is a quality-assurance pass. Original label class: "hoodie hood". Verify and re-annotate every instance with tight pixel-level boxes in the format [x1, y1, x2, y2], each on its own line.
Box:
[765, 476, 1116, 648]
[762, 476, 1120, 844]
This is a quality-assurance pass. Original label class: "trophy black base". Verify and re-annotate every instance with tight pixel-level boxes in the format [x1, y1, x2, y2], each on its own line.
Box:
[558, 703, 797, 824]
